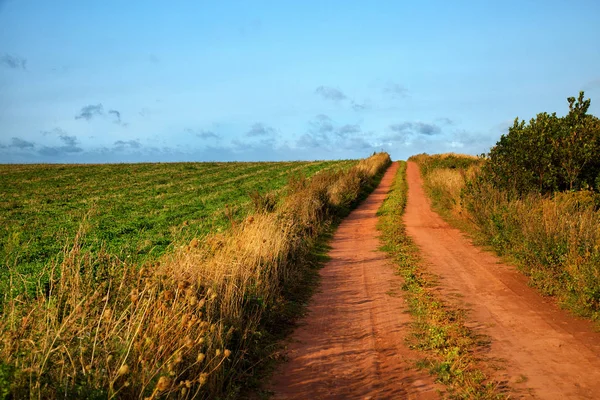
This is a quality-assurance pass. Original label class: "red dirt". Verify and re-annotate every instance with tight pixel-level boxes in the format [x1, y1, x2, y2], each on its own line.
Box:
[269, 161, 600, 399]
[268, 162, 441, 399]
[404, 161, 600, 399]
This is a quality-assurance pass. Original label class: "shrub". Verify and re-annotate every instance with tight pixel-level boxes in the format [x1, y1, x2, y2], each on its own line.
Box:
[481, 91, 600, 195]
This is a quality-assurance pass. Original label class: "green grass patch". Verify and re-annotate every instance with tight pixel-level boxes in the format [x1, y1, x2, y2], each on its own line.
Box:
[377, 161, 505, 399]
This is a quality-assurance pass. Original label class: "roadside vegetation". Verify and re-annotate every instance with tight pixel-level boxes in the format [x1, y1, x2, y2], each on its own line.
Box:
[410, 91, 600, 322]
[0, 153, 390, 399]
[0, 160, 356, 302]
[377, 161, 504, 399]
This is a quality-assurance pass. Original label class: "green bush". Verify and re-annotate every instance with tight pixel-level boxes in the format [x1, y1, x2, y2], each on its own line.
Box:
[481, 91, 600, 195]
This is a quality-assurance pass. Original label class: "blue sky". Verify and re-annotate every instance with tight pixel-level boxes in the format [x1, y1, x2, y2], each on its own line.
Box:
[1, 0, 599, 163]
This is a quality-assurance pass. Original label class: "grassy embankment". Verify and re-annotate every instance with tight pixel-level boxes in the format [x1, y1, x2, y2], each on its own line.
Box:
[1, 160, 357, 302]
[0, 154, 390, 399]
[377, 161, 504, 399]
[410, 153, 600, 323]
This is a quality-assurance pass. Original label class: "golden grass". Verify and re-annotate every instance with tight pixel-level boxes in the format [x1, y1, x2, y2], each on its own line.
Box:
[0, 153, 391, 398]
[1, 234, 231, 398]
[466, 184, 600, 314]
[412, 153, 600, 322]
[437, 152, 479, 159]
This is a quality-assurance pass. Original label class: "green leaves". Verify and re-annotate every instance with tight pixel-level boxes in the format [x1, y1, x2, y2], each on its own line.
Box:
[483, 91, 600, 195]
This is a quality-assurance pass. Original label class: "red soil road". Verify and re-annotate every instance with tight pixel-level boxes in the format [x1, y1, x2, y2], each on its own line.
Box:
[269, 162, 442, 399]
[404, 161, 600, 399]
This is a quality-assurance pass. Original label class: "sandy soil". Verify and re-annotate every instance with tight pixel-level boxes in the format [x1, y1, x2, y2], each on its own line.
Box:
[403, 161, 600, 399]
[268, 162, 441, 399]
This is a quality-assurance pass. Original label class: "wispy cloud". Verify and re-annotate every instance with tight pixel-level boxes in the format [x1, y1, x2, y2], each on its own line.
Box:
[41, 127, 67, 136]
[389, 122, 411, 133]
[338, 135, 372, 151]
[380, 131, 407, 142]
[0, 53, 26, 70]
[315, 86, 347, 102]
[383, 82, 408, 98]
[232, 136, 276, 152]
[436, 117, 455, 126]
[75, 104, 127, 126]
[351, 101, 369, 111]
[59, 135, 78, 148]
[75, 104, 104, 120]
[336, 124, 361, 137]
[296, 133, 323, 149]
[4, 128, 83, 156]
[38, 134, 83, 156]
[199, 130, 220, 140]
[414, 122, 441, 135]
[298, 114, 334, 149]
[114, 140, 141, 150]
[186, 128, 220, 140]
[10, 137, 35, 149]
[297, 115, 374, 152]
[246, 122, 275, 137]
[108, 109, 121, 122]
[315, 86, 370, 112]
[389, 121, 441, 136]
[139, 107, 153, 117]
[310, 114, 334, 134]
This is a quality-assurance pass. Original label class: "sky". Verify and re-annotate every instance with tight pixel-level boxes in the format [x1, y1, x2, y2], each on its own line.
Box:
[1, 0, 600, 163]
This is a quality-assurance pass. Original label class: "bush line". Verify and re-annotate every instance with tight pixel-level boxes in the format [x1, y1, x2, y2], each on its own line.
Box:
[0, 153, 391, 399]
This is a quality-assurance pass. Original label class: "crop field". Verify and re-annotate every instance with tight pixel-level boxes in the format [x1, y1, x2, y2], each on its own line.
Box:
[0, 160, 357, 299]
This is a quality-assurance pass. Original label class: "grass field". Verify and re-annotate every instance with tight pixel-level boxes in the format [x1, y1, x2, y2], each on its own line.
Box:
[0, 160, 357, 300]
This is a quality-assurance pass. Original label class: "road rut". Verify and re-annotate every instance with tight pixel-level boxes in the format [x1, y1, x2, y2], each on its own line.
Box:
[269, 162, 440, 399]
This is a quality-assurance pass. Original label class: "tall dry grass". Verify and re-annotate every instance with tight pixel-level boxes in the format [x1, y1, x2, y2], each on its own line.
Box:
[0, 153, 391, 398]
[410, 153, 482, 219]
[464, 181, 600, 318]
[410, 153, 600, 322]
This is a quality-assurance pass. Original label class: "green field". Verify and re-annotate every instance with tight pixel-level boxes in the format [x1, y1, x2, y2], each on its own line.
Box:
[0, 160, 357, 298]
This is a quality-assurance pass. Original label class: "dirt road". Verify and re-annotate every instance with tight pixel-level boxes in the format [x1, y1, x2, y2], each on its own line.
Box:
[269, 162, 441, 399]
[404, 161, 600, 399]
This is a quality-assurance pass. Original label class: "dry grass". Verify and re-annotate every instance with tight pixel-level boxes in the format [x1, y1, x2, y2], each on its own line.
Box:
[412, 153, 482, 219]
[465, 183, 600, 318]
[0, 153, 391, 398]
[426, 168, 467, 215]
[411, 153, 600, 323]
[1, 230, 233, 399]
